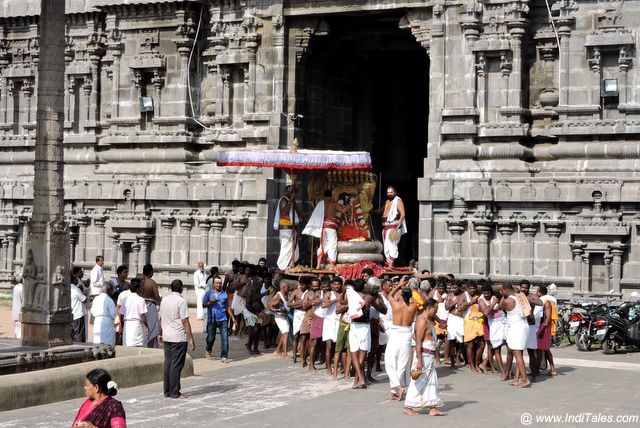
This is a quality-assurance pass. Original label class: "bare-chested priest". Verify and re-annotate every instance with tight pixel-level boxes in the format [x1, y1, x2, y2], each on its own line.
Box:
[385, 279, 419, 401]
[380, 186, 407, 269]
[141, 264, 161, 348]
[317, 190, 346, 269]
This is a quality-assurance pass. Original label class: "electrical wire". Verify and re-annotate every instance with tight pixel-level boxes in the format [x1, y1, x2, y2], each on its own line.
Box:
[186, 4, 242, 133]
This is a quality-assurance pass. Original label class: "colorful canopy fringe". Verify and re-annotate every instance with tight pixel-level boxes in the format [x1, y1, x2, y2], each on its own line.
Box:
[217, 149, 371, 171]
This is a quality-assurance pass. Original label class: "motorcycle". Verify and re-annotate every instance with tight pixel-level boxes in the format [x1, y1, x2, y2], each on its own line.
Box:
[571, 303, 610, 352]
[552, 303, 573, 347]
[596, 292, 640, 354]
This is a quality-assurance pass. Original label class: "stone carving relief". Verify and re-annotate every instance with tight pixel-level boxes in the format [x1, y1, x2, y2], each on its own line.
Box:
[544, 180, 561, 200]
[520, 181, 536, 200]
[51, 265, 70, 311]
[496, 181, 512, 200]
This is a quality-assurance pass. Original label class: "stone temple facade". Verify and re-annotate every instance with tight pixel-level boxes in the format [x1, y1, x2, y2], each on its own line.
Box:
[1, 0, 640, 297]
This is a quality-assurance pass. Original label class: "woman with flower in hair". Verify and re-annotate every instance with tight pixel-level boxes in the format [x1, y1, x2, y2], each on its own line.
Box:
[72, 368, 126, 428]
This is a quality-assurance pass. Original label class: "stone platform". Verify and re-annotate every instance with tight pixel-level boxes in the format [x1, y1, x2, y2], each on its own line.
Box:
[0, 338, 193, 411]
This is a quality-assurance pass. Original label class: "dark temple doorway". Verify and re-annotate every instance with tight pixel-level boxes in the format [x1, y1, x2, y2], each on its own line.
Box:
[298, 14, 429, 266]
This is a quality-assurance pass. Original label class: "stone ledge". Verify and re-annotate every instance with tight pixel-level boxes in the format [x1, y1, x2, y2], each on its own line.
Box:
[0, 346, 193, 411]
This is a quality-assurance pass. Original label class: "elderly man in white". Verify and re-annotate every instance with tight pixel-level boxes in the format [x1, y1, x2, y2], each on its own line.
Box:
[193, 261, 207, 321]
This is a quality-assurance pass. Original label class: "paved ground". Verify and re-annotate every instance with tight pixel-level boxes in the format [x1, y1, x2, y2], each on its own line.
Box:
[1, 335, 639, 428]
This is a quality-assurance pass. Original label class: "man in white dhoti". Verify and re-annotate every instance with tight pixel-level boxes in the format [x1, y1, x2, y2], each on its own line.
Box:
[347, 278, 388, 389]
[499, 283, 531, 388]
[92, 282, 117, 346]
[303, 189, 346, 269]
[380, 186, 406, 269]
[193, 261, 207, 321]
[11, 275, 23, 339]
[322, 277, 343, 375]
[385, 284, 418, 401]
[444, 281, 467, 368]
[268, 280, 291, 358]
[275, 185, 300, 270]
[478, 282, 508, 377]
[403, 298, 447, 416]
[288, 278, 310, 364]
[376, 279, 394, 370]
[120, 278, 149, 347]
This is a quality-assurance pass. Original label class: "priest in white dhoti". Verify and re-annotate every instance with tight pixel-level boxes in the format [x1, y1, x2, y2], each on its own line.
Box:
[275, 185, 300, 270]
[381, 186, 406, 269]
[303, 189, 345, 268]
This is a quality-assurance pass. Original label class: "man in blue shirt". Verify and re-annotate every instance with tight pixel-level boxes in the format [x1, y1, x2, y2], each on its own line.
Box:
[203, 276, 236, 362]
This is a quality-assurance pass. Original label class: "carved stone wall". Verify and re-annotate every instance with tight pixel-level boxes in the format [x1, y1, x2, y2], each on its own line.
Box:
[1, 1, 640, 296]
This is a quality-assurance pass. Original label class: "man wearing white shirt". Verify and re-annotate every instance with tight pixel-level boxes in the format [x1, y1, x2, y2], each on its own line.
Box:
[193, 261, 207, 320]
[120, 278, 149, 347]
[70, 279, 88, 342]
[90, 255, 105, 297]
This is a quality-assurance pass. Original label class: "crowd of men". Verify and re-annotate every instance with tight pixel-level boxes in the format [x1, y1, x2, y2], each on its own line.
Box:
[10, 254, 560, 410]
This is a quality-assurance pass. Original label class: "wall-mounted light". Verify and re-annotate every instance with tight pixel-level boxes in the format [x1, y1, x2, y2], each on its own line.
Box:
[601, 79, 618, 98]
[140, 96, 154, 112]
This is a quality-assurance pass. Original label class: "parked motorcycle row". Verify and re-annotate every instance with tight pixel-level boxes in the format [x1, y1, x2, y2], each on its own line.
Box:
[561, 291, 640, 354]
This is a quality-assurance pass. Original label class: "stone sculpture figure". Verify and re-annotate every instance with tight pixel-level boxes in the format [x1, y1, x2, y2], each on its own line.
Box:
[22, 249, 37, 309]
[51, 265, 69, 311]
[32, 266, 47, 309]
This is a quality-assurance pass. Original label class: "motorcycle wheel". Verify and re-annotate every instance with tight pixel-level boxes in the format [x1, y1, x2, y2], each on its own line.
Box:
[576, 329, 592, 352]
[602, 334, 619, 354]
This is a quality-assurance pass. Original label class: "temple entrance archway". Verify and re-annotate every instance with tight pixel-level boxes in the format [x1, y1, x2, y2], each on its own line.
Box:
[296, 13, 429, 266]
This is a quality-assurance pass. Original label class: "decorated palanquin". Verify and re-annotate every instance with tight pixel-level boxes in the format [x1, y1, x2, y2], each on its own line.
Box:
[307, 170, 377, 241]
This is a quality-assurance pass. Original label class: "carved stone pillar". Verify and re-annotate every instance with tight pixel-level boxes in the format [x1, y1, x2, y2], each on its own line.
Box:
[175, 40, 193, 117]
[582, 254, 591, 291]
[6, 233, 17, 273]
[544, 222, 563, 277]
[152, 72, 164, 118]
[94, 217, 107, 257]
[446, 219, 466, 274]
[82, 76, 92, 128]
[88, 53, 100, 123]
[107, 43, 122, 118]
[557, 14, 575, 105]
[68, 76, 76, 129]
[619, 47, 632, 105]
[197, 219, 211, 265]
[111, 233, 121, 270]
[244, 23, 259, 114]
[130, 243, 140, 276]
[69, 231, 78, 263]
[604, 255, 612, 292]
[587, 47, 601, 108]
[498, 222, 514, 275]
[231, 218, 249, 261]
[176, 219, 194, 266]
[1, 236, 8, 271]
[571, 242, 585, 291]
[77, 217, 90, 262]
[137, 234, 152, 271]
[156, 217, 175, 265]
[210, 217, 226, 267]
[610, 245, 625, 292]
[521, 222, 538, 276]
[507, 20, 526, 109]
[473, 221, 492, 275]
[22, 80, 33, 126]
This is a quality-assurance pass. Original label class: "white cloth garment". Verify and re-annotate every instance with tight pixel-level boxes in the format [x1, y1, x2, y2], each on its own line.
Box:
[275, 313, 290, 333]
[386, 196, 408, 235]
[243, 307, 261, 328]
[231, 294, 246, 316]
[293, 309, 306, 335]
[481, 295, 508, 348]
[120, 292, 148, 347]
[12, 283, 23, 339]
[273, 197, 300, 231]
[193, 269, 207, 320]
[384, 325, 413, 394]
[277, 229, 299, 271]
[346, 286, 365, 319]
[89, 264, 104, 296]
[447, 313, 464, 342]
[318, 228, 338, 262]
[527, 304, 543, 350]
[302, 201, 324, 238]
[435, 291, 449, 322]
[404, 330, 443, 409]
[322, 291, 339, 342]
[123, 319, 147, 347]
[70, 283, 87, 321]
[92, 293, 116, 346]
[378, 294, 393, 346]
[506, 295, 529, 351]
[349, 321, 371, 352]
